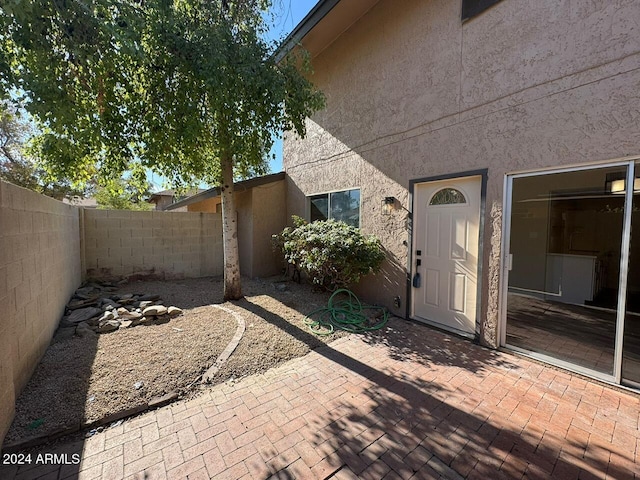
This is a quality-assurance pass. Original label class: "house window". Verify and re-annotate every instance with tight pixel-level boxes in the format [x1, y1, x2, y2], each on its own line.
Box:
[309, 189, 360, 228]
[462, 0, 502, 21]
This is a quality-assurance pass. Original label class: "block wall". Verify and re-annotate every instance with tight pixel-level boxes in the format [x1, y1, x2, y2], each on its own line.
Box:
[0, 181, 82, 446]
[83, 209, 223, 280]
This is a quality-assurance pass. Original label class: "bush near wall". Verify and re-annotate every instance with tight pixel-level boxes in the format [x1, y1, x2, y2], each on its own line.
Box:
[274, 216, 385, 291]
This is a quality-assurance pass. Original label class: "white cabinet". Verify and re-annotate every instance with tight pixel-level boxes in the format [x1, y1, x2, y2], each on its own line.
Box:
[545, 253, 597, 305]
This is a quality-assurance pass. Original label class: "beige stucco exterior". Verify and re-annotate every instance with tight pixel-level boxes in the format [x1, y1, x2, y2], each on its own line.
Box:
[283, 0, 640, 346]
[185, 179, 287, 278]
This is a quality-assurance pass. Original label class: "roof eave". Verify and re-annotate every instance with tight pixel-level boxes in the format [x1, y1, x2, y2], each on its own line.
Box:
[274, 0, 341, 62]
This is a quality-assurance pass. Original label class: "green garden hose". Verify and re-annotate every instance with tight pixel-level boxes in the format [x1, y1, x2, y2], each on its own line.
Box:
[303, 289, 388, 335]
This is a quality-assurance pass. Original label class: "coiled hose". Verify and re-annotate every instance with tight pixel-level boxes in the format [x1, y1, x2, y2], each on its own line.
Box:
[303, 289, 389, 335]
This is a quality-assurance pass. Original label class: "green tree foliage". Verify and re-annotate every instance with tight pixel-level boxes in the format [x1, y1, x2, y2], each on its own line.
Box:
[0, 0, 324, 299]
[94, 176, 153, 210]
[273, 217, 386, 291]
[0, 102, 86, 199]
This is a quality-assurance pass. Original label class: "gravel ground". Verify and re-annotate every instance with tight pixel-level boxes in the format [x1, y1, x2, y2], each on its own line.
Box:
[6, 276, 346, 446]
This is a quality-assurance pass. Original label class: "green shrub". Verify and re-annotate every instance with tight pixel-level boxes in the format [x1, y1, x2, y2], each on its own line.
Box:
[273, 216, 385, 290]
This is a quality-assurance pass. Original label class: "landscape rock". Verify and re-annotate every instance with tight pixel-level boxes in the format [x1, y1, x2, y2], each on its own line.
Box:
[99, 311, 116, 322]
[167, 306, 183, 317]
[76, 322, 96, 338]
[101, 298, 120, 309]
[86, 317, 101, 327]
[119, 320, 133, 329]
[139, 301, 155, 308]
[66, 297, 100, 310]
[143, 305, 168, 317]
[97, 320, 120, 333]
[64, 307, 103, 325]
[118, 310, 143, 321]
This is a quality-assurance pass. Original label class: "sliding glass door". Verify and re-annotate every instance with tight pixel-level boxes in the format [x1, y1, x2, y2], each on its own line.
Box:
[623, 165, 640, 386]
[504, 160, 640, 386]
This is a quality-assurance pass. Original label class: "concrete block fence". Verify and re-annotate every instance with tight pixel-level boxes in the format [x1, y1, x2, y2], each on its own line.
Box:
[0, 180, 223, 447]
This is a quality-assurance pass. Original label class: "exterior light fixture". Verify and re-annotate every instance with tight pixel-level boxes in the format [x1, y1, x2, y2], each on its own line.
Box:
[383, 196, 396, 215]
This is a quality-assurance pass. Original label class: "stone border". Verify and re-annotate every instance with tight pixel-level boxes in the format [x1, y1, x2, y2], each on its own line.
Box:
[201, 305, 246, 383]
[2, 305, 247, 453]
[1, 392, 178, 453]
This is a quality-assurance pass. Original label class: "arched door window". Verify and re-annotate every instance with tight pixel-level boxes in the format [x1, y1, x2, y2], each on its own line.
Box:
[429, 188, 467, 206]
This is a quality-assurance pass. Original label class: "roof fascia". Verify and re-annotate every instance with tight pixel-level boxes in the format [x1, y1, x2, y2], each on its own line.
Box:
[274, 0, 341, 62]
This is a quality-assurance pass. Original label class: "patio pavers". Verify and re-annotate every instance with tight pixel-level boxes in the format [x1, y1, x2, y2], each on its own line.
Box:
[1, 318, 638, 479]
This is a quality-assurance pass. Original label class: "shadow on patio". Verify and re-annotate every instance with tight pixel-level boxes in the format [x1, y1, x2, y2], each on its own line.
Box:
[238, 298, 637, 479]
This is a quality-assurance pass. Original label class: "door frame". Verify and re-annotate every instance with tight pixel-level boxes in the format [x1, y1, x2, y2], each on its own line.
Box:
[499, 156, 640, 386]
[407, 169, 488, 339]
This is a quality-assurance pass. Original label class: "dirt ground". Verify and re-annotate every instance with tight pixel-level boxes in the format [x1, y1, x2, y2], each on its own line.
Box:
[6, 276, 347, 446]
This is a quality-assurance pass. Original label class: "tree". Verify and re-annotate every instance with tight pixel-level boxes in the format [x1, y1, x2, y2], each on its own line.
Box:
[0, 102, 86, 199]
[94, 177, 153, 210]
[0, 0, 324, 300]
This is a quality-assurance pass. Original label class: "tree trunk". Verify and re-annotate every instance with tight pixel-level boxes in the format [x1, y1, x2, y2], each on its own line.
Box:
[220, 152, 243, 300]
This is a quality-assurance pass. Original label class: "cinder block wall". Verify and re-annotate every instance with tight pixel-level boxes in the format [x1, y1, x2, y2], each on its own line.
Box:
[83, 210, 223, 280]
[0, 181, 82, 446]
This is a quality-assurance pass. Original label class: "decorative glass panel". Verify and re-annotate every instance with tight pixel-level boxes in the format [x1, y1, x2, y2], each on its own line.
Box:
[429, 188, 466, 206]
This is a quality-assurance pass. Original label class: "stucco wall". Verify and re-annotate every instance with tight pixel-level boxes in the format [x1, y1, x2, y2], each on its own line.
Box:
[0, 181, 82, 445]
[284, 0, 640, 346]
[251, 180, 287, 278]
[186, 180, 287, 278]
[83, 209, 223, 280]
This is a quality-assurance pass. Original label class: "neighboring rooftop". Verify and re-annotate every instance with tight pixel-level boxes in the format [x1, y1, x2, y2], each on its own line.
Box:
[165, 172, 286, 211]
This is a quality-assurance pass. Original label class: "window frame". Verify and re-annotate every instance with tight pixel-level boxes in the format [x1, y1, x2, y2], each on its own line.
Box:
[307, 187, 362, 228]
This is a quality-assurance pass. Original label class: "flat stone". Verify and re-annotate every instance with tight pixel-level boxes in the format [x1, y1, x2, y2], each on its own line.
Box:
[148, 392, 178, 408]
[167, 306, 183, 317]
[119, 310, 143, 321]
[99, 311, 116, 322]
[139, 301, 155, 308]
[97, 320, 120, 333]
[64, 307, 103, 324]
[101, 298, 120, 309]
[131, 316, 147, 326]
[119, 320, 133, 329]
[76, 286, 98, 296]
[143, 305, 168, 317]
[67, 297, 100, 310]
[86, 316, 101, 327]
[76, 322, 96, 338]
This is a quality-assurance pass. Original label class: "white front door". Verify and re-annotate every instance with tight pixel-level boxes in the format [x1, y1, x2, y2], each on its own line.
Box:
[411, 176, 481, 335]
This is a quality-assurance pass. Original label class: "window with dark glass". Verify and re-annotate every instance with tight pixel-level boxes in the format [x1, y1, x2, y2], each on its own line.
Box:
[308, 189, 360, 227]
[462, 0, 502, 21]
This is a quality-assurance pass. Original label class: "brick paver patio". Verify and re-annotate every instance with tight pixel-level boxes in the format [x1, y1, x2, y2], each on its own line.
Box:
[1, 318, 638, 479]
